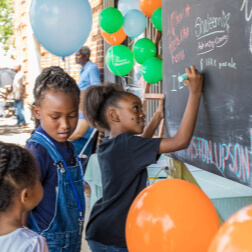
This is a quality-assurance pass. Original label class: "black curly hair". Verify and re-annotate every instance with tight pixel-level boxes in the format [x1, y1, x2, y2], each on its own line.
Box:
[33, 66, 80, 106]
[82, 83, 130, 130]
[0, 142, 38, 212]
[32, 66, 80, 128]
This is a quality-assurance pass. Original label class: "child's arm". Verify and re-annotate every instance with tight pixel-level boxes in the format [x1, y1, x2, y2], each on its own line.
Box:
[68, 119, 90, 141]
[141, 94, 165, 138]
[158, 65, 203, 154]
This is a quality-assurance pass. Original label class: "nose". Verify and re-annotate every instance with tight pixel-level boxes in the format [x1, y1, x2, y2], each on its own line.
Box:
[60, 117, 70, 130]
[140, 110, 145, 118]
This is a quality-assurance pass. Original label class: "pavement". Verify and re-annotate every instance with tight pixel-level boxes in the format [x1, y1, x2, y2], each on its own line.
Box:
[0, 115, 91, 252]
[0, 116, 35, 146]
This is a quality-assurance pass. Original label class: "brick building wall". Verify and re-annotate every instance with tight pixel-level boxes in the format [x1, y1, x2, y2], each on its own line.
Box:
[13, 0, 104, 104]
[13, 0, 29, 76]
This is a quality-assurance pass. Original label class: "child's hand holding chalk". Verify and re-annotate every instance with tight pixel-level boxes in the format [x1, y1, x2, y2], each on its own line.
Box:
[178, 73, 188, 82]
[183, 65, 203, 94]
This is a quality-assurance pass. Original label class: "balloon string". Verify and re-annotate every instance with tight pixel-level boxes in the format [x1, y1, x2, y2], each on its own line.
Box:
[120, 76, 127, 90]
[123, 75, 134, 81]
[151, 169, 165, 184]
[128, 39, 135, 48]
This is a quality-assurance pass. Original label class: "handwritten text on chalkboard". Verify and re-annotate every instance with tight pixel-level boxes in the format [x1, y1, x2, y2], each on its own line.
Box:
[163, 0, 252, 186]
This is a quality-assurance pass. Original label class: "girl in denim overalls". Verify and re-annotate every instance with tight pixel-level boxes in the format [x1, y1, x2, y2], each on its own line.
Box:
[25, 66, 85, 252]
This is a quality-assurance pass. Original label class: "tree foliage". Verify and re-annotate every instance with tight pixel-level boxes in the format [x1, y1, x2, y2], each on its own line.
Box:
[0, 0, 14, 52]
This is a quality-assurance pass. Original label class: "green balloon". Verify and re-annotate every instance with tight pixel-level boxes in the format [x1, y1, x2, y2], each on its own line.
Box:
[106, 45, 134, 76]
[151, 7, 162, 31]
[141, 57, 162, 84]
[99, 8, 123, 33]
[133, 38, 156, 64]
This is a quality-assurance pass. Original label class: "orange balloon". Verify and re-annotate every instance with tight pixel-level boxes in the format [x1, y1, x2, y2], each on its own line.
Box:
[101, 27, 127, 45]
[209, 204, 252, 252]
[126, 179, 219, 252]
[139, 0, 162, 18]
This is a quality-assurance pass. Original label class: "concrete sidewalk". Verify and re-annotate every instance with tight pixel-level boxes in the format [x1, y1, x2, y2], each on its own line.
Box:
[0, 116, 91, 252]
[0, 116, 34, 146]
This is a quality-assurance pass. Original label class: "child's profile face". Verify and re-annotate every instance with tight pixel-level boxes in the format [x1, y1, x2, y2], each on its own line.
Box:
[115, 94, 146, 135]
[33, 90, 79, 144]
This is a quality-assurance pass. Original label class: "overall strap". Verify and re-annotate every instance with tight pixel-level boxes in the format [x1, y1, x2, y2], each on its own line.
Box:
[28, 131, 85, 234]
[27, 133, 62, 164]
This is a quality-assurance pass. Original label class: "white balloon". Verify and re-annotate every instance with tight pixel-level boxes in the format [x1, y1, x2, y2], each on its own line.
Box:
[118, 0, 141, 16]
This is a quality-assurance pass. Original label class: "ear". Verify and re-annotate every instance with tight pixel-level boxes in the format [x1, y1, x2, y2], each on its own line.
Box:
[107, 108, 120, 123]
[33, 105, 41, 120]
[20, 188, 35, 212]
[84, 54, 89, 61]
[20, 188, 29, 204]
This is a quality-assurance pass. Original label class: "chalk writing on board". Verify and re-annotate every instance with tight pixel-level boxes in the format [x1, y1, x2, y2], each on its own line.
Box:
[241, 0, 252, 21]
[200, 57, 237, 71]
[169, 57, 236, 91]
[167, 4, 190, 64]
[240, 0, 252, 54]
[169, 129, 252, 184]
[196, 11, 230, 55]
[163, 0, 252, 186]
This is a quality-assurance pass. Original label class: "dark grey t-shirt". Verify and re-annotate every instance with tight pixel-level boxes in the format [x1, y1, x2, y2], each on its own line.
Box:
[86, 133, 162, 248]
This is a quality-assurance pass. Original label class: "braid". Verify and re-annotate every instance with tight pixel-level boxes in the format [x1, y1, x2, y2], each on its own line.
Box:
[83, 83, 128, 130]
[33, 66, 80, 106]
[0, 144, 10, 183]
[0, 142, 38, 212]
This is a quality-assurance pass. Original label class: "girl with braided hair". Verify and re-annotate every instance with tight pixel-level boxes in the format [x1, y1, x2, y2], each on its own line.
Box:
[0, 142, 47, 251]
[25, 66, 85, 251]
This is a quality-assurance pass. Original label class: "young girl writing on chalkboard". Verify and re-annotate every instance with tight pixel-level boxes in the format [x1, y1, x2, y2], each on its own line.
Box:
[83, 65, 203, 252]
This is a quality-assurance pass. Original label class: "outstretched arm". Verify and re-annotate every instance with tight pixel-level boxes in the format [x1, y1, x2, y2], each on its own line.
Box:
[158, 65, 203, 154]
[141, 94, 165, 138]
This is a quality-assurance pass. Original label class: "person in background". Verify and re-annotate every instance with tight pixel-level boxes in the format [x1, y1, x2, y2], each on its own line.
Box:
[82, 65, 203, 252]
[0, 88, 6, 117]
[75, 45, 101, 91]
[68, 90, 94, 156]
[12, 64, 27, 127]
[25, 66, 85, 252]
[70, 46, 101, 156]
[0, 142, 48, 252]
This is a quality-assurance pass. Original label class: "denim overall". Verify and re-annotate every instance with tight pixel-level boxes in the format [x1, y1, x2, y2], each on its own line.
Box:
[27, 132, 85, 252]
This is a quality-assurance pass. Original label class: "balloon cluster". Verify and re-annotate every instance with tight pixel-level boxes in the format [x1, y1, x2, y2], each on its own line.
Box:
[30, 0, 92, 59]
[126, 178, 252, 251]
[101, 0, 162, 83]
[126, 179, 220, 252]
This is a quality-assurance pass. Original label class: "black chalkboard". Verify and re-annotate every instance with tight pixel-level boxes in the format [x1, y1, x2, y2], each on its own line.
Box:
[162, 0, 252, 186]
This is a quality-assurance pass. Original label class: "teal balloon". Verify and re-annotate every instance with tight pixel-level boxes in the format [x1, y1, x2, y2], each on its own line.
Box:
[106, 45, 134, 76]
[151, 7, 162, 31]
[99, 8, 123, 33]
[30, 0, 92, 57]
[133, 38, 156, 64]
[141, 57, 162, 84]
